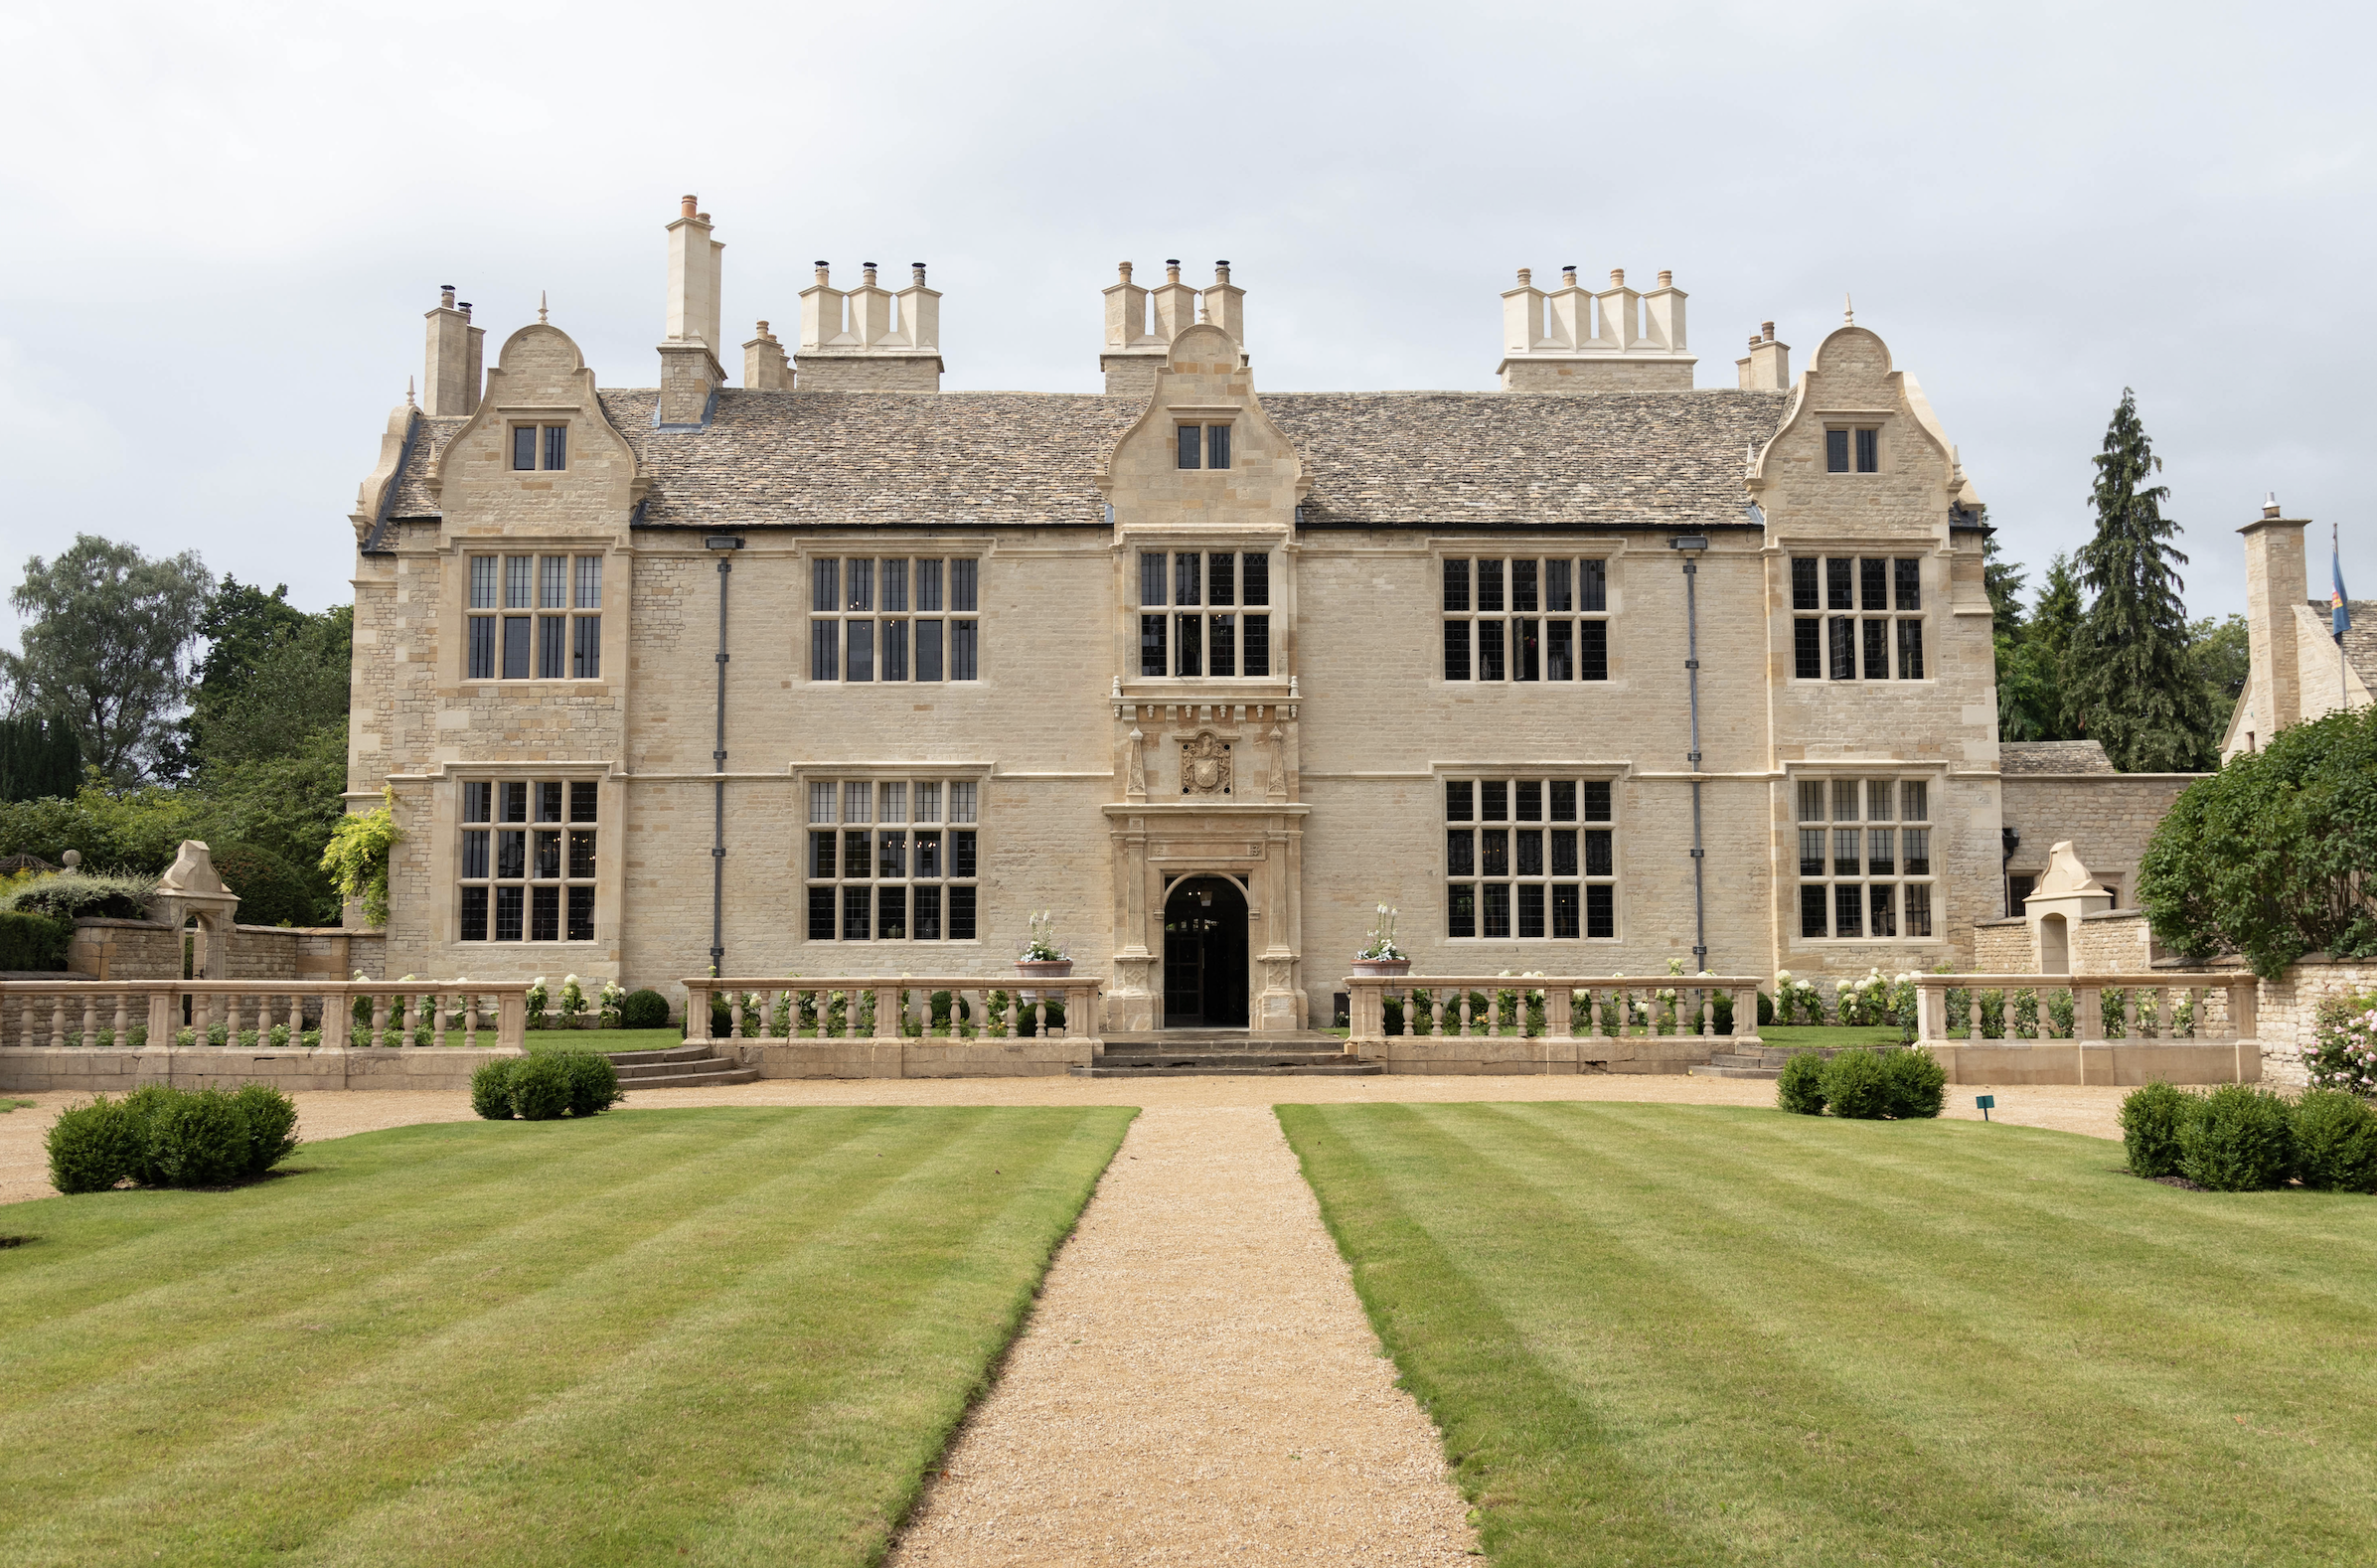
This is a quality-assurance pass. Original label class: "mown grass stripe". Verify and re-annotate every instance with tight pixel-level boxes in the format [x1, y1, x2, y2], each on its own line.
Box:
[1280, 1101, 2377, 1568]
[1430, 1104, 2376, 1560]
[0, 1106, 1132, 1568]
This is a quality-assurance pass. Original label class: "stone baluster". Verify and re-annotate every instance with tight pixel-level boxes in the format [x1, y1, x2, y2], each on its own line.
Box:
[227, 991, 243, 1044]
[79, 994, 96, 1048]
[195, 989, 214, 1045]
[729, 991, 745, 1040]
[370, 994, 390, 1048]
[464, 991, 480, 1047]
[1967, 991, 1981, 1040]
[112, 993, 129, 1048]
[1701, 991, 1715, 1038]
[2122, 990, 2138, 1040]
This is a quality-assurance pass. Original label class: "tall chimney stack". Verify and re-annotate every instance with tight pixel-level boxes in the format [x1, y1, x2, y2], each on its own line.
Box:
[658, 196, 726, 424]
[422, 284, 483, 416]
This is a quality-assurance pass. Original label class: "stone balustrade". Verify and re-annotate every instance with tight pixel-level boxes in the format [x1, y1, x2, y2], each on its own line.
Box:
[1344, 973, 1765, 1073]
[0, 979, 532, 1093]
[685, 977, 1106, 1079]
[1911, 972, 2259, 1085]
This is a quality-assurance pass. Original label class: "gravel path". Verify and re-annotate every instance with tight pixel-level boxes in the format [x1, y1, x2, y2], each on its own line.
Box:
[885, 1104, 1477, 1567]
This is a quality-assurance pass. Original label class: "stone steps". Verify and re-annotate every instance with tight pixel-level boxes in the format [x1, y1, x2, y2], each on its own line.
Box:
[601, 1042, 760, 1088]
[1074, 1031, 1379, 1077]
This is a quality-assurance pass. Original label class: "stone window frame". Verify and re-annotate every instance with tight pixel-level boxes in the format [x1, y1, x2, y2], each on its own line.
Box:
[1791, 772, 1940, 944]
[805, 549, 983, 685]
[1174, 419, 1234, 471]
[462, 548, 605, 684]
[1822, 422, 1880, 475]
[509, 418, 569, 472]
[797, 766, 992, 945]
[1135, 546, 1274, 681]
[1439, 768, 1623, 943]
[1788, 551, 1927, 683]
[455, 772, 603, 945]
[1438, 548, 1616, 685]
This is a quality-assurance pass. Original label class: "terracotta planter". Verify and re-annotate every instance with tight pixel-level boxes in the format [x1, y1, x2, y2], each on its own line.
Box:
[1348, 958, 1412, 978]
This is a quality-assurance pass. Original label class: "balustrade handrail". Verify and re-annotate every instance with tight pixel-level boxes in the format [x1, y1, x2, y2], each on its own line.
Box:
[1910, 971, 2257, 1047]
[0, 979, 531, 1051]
[683, 975, 1107, 1046]
[1344, 973, 1767, 1046]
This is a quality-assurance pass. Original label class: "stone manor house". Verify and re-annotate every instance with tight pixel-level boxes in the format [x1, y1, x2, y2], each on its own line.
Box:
[344, 197, 2190, 1031]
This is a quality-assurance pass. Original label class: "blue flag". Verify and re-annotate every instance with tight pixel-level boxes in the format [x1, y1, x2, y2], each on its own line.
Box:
[2338, 546, 2353, 642]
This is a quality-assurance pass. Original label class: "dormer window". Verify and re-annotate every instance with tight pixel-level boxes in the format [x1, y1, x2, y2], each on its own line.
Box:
[513, 423, 568, 471]
[1825, 426, 1878, 474]
[1176, 423, 1232, 470]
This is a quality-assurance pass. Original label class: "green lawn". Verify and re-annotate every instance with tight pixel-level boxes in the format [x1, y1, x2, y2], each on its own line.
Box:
[1753, 1023, 1906, 1051]
[522, 1026, 683, 1052]
[1280, 1102, 2377, 1567]
[0, 1105, 1133, 1566]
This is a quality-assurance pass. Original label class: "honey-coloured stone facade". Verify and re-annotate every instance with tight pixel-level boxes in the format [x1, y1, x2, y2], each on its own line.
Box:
[341, 203, 2169, 1030]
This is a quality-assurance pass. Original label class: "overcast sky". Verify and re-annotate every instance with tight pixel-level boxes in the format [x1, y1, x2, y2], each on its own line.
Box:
[1, 0, 2367, 642]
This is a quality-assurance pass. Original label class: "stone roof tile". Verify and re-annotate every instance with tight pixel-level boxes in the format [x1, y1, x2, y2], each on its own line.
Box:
[1998, 740, 2115, 775]
[384, 386, 1792, 533]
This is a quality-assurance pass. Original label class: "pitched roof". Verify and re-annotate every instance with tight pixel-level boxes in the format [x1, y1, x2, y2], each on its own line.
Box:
[2311, 598, 2377, 693]
[378, 386, 1791, 536]
[1998, 740, 2115, 775]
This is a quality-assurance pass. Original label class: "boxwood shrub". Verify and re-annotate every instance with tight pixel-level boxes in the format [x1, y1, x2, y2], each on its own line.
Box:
[2291, 1088, 2377, 1192]
[1820, 1048, 1893, 1119]
[1882, 1048, 1947, 1119]
[470, 1056, 520, 1119]
[44, 1082, 300, 1193]
[2178, 1083, 2296, 1190]
[562, 1051, 625, 1118]
[2119, 1082, 2198, 1178]
[619, 988, 670, 1029]
[1776, 1051, 1827, 1116]
[509, 1054, 573, 1120]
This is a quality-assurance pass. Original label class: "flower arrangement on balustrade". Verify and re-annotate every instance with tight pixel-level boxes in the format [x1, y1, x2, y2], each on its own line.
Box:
[1020, 911, 1069, 964]
[1771, 970, 1825, 1026]
[2306, 991, 2377, 1095]
[1357, 905, 1407, 963]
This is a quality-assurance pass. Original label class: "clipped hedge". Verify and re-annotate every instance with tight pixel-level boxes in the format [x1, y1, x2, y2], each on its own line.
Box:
[1776, 1051, 1827, 1116]
[1882, 1048, 1947, 1119]
[471, 1050, 624, 1121]
[1820, 1049, 1894, 1120]
[619, 988, 670, 1029]
[2290, 1089, 2377, 1192]
[2178, 1084, 2296, 1191]
[44, 1081, 301, 1193]
[2120, 1081, 2196, 1178]
[0, 908, 73, 971]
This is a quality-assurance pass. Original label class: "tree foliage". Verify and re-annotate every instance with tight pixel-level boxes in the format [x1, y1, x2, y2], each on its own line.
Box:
[2, 536, 212, 781]
[0, 713, 80, 803]
[2063, 391, 2216, 771]
[2139, 706, 2377, 978]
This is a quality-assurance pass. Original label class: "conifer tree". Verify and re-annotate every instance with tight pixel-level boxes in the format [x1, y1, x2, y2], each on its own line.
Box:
[2065, 392, 2215, 770]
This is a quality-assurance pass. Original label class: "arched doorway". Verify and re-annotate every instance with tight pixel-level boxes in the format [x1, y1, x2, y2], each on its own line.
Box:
[2039, 912, 2069, 975]
[1163, 875, 1249, 1027]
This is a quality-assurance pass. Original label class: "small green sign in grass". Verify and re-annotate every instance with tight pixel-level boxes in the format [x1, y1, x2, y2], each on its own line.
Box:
[1281, 1101, 2377, 1566]
[0, 1105, 1132, 1566]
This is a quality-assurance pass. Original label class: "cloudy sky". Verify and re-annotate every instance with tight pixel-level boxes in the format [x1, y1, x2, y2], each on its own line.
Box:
[0, 0, 2366, 637]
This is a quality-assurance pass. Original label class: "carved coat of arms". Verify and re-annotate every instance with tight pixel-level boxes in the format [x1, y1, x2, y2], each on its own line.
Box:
[1180, 731, 1232, 796]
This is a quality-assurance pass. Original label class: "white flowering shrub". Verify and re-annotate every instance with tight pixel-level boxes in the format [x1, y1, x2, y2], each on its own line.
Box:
[1772, 969, 1824, 1026]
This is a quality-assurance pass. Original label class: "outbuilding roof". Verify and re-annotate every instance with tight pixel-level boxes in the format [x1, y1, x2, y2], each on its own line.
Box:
[381, 387, 1791, 536]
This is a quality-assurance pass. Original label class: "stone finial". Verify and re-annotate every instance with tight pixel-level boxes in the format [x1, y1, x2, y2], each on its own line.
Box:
[1844, 292, 1855, 325]
[60, 849, 80, 868]
[159, 840, 229, 894]
[538, 289, 549, 324]
[405, 375, 415, 407]
[2032, 841, 2106, 898]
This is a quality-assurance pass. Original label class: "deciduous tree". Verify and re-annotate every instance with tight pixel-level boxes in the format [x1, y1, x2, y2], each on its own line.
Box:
[3, 536, 211, 781]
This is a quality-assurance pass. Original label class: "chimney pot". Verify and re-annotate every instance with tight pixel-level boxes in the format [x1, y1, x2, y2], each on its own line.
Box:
[682, 195, 698, 218]
[1516, 267, 1532, 285]
[2264, 491, 2281, 518]
[911, 262, 926, 284]
[1561, 265, 1577, 284]
[1658, 270, 1672, 287]
[1119, 260, 1134, 282]
[1610, 268, 1625, 286]
[1762, 321, 1775, 340]
[439, 285, 456, 308]
[459, 302, 471, 319]
[697, 213, 710, 224]
[757, 319, 770, 335]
